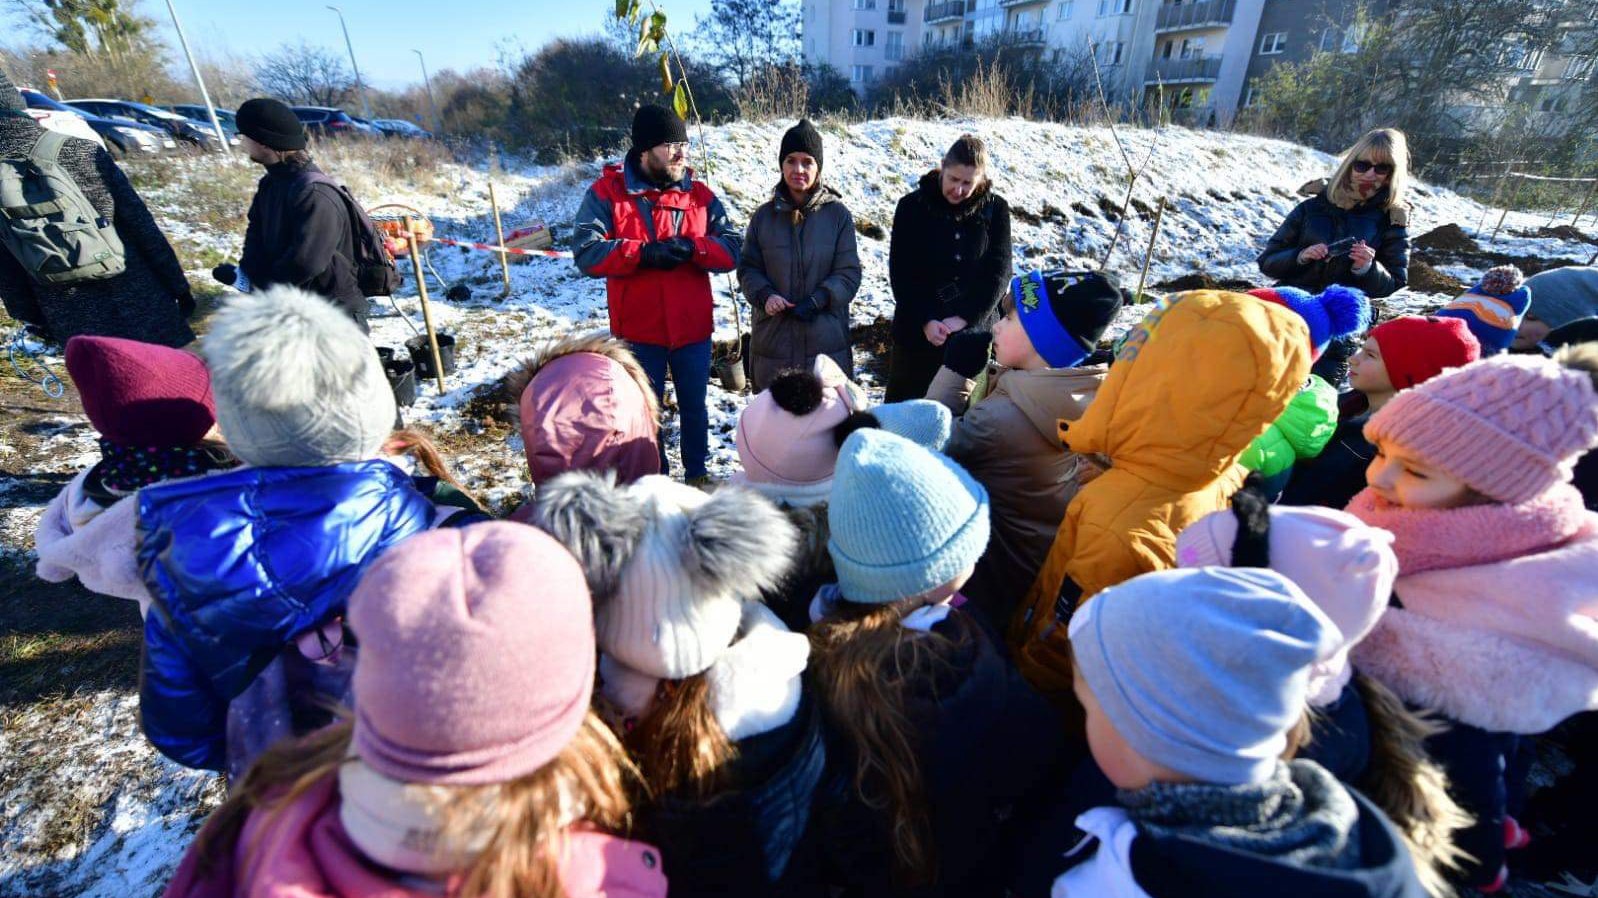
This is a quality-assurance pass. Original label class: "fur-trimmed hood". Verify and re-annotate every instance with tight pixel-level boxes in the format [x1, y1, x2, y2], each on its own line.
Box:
[504, 330, 661, 488]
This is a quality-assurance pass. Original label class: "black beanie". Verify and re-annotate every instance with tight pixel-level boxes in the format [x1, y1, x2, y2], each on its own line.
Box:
[631, 104, 688, 153]
[236, 98, 307, 151]
[1038, 270, 1126, 355]
[779, 119, 824, 173]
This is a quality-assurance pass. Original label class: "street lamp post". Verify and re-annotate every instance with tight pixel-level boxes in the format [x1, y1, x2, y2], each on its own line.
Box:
[164, 0, 230, 155]
[413, 49, 442, 134]
[326, 5, 373, 120]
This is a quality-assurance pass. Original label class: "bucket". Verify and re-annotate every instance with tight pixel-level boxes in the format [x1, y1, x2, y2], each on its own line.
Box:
[406, 334, 457, 379]
[714, 356, 747, 393]
[379, 350, 417, 407]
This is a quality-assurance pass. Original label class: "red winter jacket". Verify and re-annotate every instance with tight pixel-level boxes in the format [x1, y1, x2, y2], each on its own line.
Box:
[571, 158, 741, 348]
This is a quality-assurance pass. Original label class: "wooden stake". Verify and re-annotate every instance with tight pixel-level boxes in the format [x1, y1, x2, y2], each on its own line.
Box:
[406, 217, 447, 393]
[1572, 176, 1598, 229]
[488, 182, 512, 299]
[1134, 196, 1168, 303]
[1489, 175, 1524, 244]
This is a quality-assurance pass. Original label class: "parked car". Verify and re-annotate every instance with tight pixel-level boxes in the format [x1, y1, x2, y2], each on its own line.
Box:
[64, 99, 235, 152]
[14, 87, 105, 149]
[291, 106, 374, 139]
[165, 104, 238, 135]
[18, 88, 175, 160]
[373, 118, 433, 140]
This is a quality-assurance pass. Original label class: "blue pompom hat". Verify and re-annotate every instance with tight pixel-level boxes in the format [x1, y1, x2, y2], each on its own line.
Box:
[1438, 265, 1531, 355]
[827, 429, 990, 604]
[1247, 284, 1371, 361]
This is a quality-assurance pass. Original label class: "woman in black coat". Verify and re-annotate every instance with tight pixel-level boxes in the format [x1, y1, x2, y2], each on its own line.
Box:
[1259, 127, 1411, 383]
[885, 134, 1011, 402]
[0, 72, 194, 347]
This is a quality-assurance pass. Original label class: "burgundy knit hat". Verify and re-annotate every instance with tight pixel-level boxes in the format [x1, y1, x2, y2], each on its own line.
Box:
[1369, 315, 1481, 391]
[64, 336, 215, 448]
[350, 522, 596, 785]
[1365, 354, 1598, 504]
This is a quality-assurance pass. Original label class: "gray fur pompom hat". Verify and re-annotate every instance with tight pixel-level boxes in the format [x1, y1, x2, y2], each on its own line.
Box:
[536, 472, 798, 680]
[203, 285, 394, 468]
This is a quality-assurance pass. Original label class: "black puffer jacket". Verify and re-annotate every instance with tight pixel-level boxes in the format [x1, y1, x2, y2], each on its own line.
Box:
[0, 91, 194, 346]
[888, 171, 1012, 347]
[1258, 181, 1409, 299]
[238, 159, 365, 327]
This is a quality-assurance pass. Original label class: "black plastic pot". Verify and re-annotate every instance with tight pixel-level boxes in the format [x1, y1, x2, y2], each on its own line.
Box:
[406, 334, 457, 379]
[378, 348, 417, 407]
[714, 356, 747, 393]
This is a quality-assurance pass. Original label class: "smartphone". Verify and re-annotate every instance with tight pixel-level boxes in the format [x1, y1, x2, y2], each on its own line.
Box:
[1324, 236, 1357, 257]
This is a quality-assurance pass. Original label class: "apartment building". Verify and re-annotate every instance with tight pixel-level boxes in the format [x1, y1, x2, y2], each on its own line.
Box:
[801, 0, 1379, 125]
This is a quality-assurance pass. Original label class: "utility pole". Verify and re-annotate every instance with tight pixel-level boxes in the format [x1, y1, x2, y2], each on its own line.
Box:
[413, 49, 442, 133]
[164, 0, 230, 155]
[327, 5, 373, 119]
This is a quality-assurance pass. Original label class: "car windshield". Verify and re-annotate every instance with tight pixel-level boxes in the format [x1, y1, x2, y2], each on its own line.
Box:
[121, 101, 186, 121]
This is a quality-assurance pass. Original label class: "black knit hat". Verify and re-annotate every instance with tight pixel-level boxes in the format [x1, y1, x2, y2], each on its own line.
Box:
[236, 98, 307, 151]
[631, 103, 688, 153]
[1012, 269, 1126, 368]
[779, 119, 824, 173]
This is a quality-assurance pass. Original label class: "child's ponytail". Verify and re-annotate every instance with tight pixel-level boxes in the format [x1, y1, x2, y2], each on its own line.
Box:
[625, 672, 737, 800]
[384, 427, 480, 504]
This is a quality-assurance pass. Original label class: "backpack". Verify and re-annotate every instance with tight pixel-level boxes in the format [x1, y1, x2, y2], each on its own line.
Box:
[0, 131, 126, 286]
[303, 172, 401, 297]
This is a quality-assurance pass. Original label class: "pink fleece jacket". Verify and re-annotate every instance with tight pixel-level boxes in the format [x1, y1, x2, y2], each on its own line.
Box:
[34, 468, 152, 615]
[161, 774, 668, 898]
[1348, 484, 1598, 734]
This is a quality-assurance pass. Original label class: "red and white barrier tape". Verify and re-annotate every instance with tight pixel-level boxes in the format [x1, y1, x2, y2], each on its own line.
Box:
[429, 236, 573, 258]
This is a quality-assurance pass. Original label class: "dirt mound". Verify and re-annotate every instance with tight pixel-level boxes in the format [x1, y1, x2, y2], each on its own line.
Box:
[1525, 224, 1598, 247]
[1406, 258, 1467, 294]
[1152, 272, 1258, 292]
[1414, 223, 1479, 253]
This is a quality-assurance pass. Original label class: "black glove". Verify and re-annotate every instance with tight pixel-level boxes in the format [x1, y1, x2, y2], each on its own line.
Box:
[663, 236, 697, 262]
[789, 294, 823, 323]
[639, 241, 687, 270]
[942, 328, 993, 379]
[211, 263, 237, 286]
[178, 292, 197, 319]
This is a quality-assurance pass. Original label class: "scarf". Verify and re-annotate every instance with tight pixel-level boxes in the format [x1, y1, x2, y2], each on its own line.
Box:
[808, 583, 965, 632]
[94, 438, 233, 494]
[1345, 483, 1588, 575]
[1121, 760, 1361, 870]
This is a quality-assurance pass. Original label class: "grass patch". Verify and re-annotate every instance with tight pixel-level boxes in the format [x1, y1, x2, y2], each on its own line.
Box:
[0, 557, 142, 709]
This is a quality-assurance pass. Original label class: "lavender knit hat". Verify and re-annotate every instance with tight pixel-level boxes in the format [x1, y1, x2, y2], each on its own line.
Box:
[349, 522, 596, 785]
[1365, 353, 1598, 504]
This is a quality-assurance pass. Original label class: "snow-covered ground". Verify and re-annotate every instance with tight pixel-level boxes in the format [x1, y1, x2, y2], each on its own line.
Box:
[1, 117, 1591, 897]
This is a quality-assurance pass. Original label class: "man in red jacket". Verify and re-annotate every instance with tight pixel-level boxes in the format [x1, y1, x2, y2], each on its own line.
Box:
[571, 105, 742, 485]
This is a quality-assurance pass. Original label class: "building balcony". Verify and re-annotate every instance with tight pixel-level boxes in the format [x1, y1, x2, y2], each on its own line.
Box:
[999, 0, 1047, 7]
[1005, 27, 1047, 47]
[888, 9, 906, 23]
[1146, 55, 1223, 84]
[1153, 0, 1235, 33]
[924, 0, 966, 23]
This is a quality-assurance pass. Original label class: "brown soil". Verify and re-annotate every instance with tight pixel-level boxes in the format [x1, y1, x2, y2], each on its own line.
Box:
[1405, 258, 1467, 294]
[1521, 224, 1598, 247]
[1414, 223, 1480, 253]
[1151, 272, 1257, 292]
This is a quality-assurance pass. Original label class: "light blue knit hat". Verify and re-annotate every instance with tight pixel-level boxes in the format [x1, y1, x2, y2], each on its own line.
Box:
[1068, 567, 1338, 785]
[827, 429, 989, 603]
[870, 399, 952, 452]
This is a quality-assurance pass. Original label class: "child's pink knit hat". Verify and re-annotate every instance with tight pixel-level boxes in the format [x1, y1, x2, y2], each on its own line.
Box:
[1365, 354, 1598, 504]
[350, 522, 595, 785]
[736, 355, 866, 498]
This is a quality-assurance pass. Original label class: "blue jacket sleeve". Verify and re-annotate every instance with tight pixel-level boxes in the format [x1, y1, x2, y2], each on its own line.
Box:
[690, 195, 742, 273]
[139, 608, 228, 771]
[1259, 200, 1311, 281]
[571, 186, 641, 278]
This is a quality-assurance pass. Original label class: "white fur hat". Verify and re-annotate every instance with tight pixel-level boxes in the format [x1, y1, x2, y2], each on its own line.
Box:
[203, 285, 394, 467]
[536, 472, 798, 680]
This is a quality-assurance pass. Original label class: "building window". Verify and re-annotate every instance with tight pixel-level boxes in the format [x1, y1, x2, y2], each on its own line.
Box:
[888, 0, 905, 10]
[853, 29, 876, 46]
[1097, 0, 1132, 15]
[1259, 32, 1287, 55]
[1319, 28, 1337, 52]
[1566, 56, 1595, 81]
[1057, 0, 1074, 18]
[851, 65, 875, 82]
[852, 0, 876, 8]
[1243, 84, 1257, 107]
[1098, 40, 1125, 65]
[1179, 36, 1206, 59]
[1540, 93, 1570, 113]
[885, 31, 904, 60]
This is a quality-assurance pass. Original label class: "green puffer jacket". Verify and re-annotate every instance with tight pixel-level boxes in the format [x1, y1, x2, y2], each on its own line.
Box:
[1240, 375, 1338, 478]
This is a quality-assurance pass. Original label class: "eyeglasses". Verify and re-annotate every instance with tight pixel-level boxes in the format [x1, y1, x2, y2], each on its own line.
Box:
[1352, 159, 1394, 176]
[662, 142, 690, 155]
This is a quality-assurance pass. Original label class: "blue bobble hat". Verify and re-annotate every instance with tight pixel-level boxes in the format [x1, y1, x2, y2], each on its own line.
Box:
[1012, 270, 1125, 369]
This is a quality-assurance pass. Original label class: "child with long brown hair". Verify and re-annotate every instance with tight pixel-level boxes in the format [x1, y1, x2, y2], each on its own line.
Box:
[535, 472, 826, 898]
[162, 522, 667, 898]
[808, 428, 1068, 897]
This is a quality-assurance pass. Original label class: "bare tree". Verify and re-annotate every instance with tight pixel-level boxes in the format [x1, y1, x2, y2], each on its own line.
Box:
[691, 0, 801, 89]
[256, 41, 355, 107]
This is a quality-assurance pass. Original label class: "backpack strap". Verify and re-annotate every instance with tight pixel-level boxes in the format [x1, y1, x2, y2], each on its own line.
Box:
[1, 132, 70, 220]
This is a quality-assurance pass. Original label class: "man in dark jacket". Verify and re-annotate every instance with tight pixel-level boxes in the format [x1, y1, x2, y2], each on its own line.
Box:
[0, 70, 194, 347]
[571, 104, 741, 485]
[214, 98, 368, 330]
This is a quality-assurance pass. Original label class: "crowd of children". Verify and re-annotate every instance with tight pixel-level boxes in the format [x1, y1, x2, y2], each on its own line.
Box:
[26, 123, 1598, 898]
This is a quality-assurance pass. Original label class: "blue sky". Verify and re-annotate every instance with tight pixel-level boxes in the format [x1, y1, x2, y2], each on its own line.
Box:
[2, 0, 716, 89]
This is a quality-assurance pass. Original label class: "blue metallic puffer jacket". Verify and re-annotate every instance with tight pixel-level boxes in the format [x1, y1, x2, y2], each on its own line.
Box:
[136, 460, 435, 771]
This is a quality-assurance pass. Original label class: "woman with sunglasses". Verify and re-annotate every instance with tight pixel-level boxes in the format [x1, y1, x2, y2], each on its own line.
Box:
[1258, 128, 1412, 382]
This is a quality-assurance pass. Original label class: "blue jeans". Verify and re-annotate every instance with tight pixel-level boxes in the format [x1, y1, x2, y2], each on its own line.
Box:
[628, 339, 711, 480]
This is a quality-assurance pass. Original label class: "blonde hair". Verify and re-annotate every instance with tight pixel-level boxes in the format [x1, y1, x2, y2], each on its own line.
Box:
[1328, 128, 1410, 211]
[191, 714, 639, 898]
[624, 672, 738, 801]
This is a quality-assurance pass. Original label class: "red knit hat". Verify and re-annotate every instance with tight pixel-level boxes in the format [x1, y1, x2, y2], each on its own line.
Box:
[1369, 315, 1481, 391]
[64, 336, 216, 448]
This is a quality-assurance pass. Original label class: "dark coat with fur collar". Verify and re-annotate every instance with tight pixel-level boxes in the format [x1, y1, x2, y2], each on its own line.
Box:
[887, 170, 1012, 347]
[1258, 179, 1409, 299]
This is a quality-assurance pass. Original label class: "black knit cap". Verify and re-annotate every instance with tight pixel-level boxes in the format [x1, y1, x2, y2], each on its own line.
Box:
[631, 103, 688, 153]
[779, 119, 824, 173]
[236, 97, 307, 151]
[1041, 270, 1126, 352]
